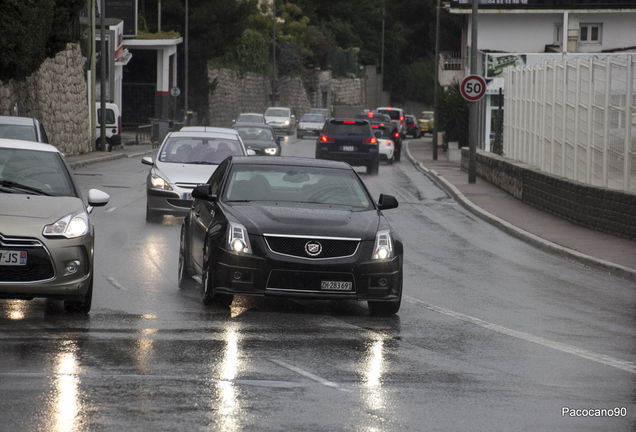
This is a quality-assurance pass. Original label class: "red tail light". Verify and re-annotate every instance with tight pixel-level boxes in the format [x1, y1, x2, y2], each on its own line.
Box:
[362, 137, 377, 145]
[399, 115, 404, 121]
[343, 120, 356, 124]
[367, 112, 374, 117]
[320, 135, 335, 143]
[394, 132, 399, 138]
[371, 125, 378, 128]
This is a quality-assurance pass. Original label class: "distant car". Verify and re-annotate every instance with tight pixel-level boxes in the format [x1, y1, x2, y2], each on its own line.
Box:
[95, 102, 121, 152]
[264, 107, 295, 135]
[376, 107, 406, 138]
[0, 115, 49, 143]
[308, 108, 331, 120]
[356, 112, 402, 162]
[371, 124, 395, 165]
[297, 113, 326, 139]
[179, 156, 403, 315]
[405, 115, 421, 138]
[232, 123, 282, 156]
[0, 138, 110, 313]
[233, 113, 266, 125]
[315, 118, 380, 175]
[418, 111, 434, 135]
[141, 128, 250, 222]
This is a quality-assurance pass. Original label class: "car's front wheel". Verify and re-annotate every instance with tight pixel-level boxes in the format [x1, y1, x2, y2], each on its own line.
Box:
[367, 158, 380, 175]
[64, 277, 93, 314]
[201, 248, 233, 306]
[178, 225, 197, 290]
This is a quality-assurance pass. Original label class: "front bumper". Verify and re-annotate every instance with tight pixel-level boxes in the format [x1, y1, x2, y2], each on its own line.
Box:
[209, 239, 402, 302]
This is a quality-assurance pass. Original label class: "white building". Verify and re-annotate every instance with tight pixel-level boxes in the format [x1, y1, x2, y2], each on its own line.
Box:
[445, 0, 636, 151]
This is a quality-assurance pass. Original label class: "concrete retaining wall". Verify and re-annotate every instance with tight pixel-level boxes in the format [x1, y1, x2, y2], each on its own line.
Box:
[462, 148, 636, 240]
[0, 43, 90, 155]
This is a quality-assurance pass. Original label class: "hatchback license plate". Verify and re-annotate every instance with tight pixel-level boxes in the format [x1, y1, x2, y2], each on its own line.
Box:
[340, 146, 355, 152]
[321, 281, 352, 291]
[0, 250, 27, 266]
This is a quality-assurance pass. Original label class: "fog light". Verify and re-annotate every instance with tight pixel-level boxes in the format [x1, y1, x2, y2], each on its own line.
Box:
[378, 278, 388, 287]
[233, 271, 243, 280]
[64, 260, 81, 275]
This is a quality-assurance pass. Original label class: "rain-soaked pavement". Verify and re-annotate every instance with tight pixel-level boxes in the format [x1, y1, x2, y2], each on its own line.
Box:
[1, 136, 635, 431]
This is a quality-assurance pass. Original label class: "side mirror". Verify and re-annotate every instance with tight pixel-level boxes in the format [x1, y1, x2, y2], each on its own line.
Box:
[275, 136, 282, 144]
[246, 149, 257, 156]
[86, 189, 110, 213]
[141, 156, 154, 166]
[377, 194, 398, 211]
[191, 184, 217, 202]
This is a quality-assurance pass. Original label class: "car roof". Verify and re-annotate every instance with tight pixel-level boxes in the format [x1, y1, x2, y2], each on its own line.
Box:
[229, 156, 353, 170]
[237, 113, 264, 116]
[232, 123, 274, 129]
[376, 107, 404, 111]
[0, 137, 59, 153]
[178, 126, 240, 135]
[0, 115, 38, 126]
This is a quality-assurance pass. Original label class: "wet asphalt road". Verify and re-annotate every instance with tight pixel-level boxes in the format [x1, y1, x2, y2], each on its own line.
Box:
[1, 134, 636, 431]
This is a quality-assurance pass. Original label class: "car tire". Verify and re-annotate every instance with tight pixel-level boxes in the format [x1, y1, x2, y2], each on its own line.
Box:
[394, 149, 401, 162]
[96, 138, 112, 152]
[178, 225, 197, 290]
[201, 247, 233, 306]
[64, 277, 93, 314]
[297, 132, 302, 139]
[146, 204, 162, 223]
[367, 272, 402, 315]
[367, 158, 380, 175]
[387, 156, 394, 166]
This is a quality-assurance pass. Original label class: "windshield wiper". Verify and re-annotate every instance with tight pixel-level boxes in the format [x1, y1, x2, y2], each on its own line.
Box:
[0, 180, 53, 196]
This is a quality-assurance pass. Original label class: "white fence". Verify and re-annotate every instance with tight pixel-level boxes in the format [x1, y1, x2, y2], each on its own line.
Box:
[504, 55, 636, 192]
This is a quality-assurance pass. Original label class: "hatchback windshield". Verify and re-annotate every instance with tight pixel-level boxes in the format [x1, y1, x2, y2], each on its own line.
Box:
[236, 114, 264, 123]
[301, 114, 325, 123]
[0, 148, 75, 196]
[0, 125, 38, 142]
[377, 109, 401, 120]
[234, 127, 274, 141]
[159, 137, 243, 164]
[264, 108, 290, 117]
[224, 165, 372, 209]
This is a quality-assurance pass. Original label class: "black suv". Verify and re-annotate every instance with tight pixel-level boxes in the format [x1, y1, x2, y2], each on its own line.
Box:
[315, 118, 380, 174]
[355, 112, 402, 162]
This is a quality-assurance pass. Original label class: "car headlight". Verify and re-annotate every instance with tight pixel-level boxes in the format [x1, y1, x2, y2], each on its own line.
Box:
[43, 212, 89, 238]
[151, 174, 172, 190]
[284, 120, 290, 125]
[228, 222, 252, 254]
[264, 147, 278, 155]
[372, 229, 393, 260]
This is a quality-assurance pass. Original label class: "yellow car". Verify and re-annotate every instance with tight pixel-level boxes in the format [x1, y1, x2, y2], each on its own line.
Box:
[418, 111, 434, 135]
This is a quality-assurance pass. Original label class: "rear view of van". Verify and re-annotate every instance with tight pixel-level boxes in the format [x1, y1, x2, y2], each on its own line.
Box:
[96, 103, 121, 152]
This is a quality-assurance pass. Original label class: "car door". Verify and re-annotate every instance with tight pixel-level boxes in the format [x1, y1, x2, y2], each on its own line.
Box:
[191, 159, 230, 272]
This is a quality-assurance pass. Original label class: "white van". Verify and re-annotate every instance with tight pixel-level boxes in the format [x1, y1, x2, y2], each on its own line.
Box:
[96, 103, 121, 152]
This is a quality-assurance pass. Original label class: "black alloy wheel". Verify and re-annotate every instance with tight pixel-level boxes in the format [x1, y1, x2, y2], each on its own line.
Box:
[201, 247, 233, 306]
[178, 225, 196, 290]
[64, 277, 93, 314]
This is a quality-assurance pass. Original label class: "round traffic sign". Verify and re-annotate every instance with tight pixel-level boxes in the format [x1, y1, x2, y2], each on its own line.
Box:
[170, 87, 181, 97]
[460, 75, 487, 102]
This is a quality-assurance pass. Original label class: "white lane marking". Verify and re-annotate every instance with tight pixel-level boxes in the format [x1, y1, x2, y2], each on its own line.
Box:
[404, 295, 636, 375]
[105, 276, 128, 291]
[269, 358, 349, 392]
[106, 207, 117, 212]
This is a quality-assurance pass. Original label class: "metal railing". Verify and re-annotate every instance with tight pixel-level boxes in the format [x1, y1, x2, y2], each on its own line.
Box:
[504, 55, 635, 192]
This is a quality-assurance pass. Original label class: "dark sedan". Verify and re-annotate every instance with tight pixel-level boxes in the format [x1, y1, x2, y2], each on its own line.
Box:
[178, 157, 403, 315]
[232, 123, 282, 156]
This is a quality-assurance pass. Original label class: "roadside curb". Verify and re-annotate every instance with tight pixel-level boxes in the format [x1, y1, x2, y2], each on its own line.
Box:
[67, 149, 156, 170]
[404, 142, 636, 284]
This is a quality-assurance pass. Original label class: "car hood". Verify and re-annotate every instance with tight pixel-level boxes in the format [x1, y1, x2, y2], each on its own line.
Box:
[0, 194, 85, 236]
[225, 203, 380, 240]
[299, 121, 323, 128]
[241, 139, 277, 149]
[265, 116, 290, 123]
[155, 161, 219, 186]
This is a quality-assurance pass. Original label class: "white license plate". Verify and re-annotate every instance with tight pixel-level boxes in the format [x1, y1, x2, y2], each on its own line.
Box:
[0, 250, 27, 266]
[320, 281, 352, 291]
[183, 192, 192, 200]
[341, 146, 355, 151]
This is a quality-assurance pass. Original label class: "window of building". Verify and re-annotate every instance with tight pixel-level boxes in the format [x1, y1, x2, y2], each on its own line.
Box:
[580, 24, 602, 44]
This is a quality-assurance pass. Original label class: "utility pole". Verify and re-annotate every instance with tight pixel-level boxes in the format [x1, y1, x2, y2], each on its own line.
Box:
[432, 0, 441, 160]
[99, 0, 106, 151]
[380, 2, 385, 107]
[272, 0, 277, 107]
[468, 0, 479, 183]
[184, 0, 188, 125]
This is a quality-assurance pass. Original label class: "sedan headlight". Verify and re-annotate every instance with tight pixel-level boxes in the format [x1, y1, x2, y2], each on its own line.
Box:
[372, 229, 393, 260]
[228, 222, 252, 254]
[264, 147, 278, 155]
[151, 174, 172, 190]
[43, 212, 90, 238]
[284, 120, 290, 125]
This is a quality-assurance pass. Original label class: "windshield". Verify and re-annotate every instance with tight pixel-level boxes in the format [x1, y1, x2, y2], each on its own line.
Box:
[224, 165, 372, 209]
[0, 125, 37, 142]
[301, 114, 325, 123]
[159, 137, 244, 164]
[377, 109, 401, 120]
[236, 114, 264, 123]
[234, 127, 274, 141]
[419, 112, 434, 120]
[264, 108, 290, 117]
[0, 148, 75, 196]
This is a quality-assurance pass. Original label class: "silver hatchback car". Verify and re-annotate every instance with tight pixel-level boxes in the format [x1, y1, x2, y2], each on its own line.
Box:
[142, 128, 250, 222]
[0, 138, 110, 313]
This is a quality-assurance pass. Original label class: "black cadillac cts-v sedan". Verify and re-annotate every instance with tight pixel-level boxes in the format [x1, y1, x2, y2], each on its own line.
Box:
[178, 156, 403, 315]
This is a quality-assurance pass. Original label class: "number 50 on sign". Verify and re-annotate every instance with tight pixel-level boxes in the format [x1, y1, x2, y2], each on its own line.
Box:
[460, 75, 487, 102]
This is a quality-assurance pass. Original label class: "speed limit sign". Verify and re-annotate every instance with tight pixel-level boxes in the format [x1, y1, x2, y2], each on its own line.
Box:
[460, 75, 487, 102]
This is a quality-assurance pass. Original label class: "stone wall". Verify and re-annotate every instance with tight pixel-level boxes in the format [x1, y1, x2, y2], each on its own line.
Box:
[0, 43, 90, 155]
[207, 67, 380, 126]
[462, 148, 636, 240]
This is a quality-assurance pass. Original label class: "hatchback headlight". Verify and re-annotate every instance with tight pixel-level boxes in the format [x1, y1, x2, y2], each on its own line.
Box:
[43, 212, 89, 238]
[373, 229, 393, 260]
[284, 120, 290, 125]
[228, 222, 252, 254]
[151, 174, 172, 190]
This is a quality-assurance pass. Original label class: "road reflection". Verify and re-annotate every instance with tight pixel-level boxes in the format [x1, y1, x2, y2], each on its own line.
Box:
[53, 342, 80, 432]
[216, 327, 242, 431]
[362, 337, 386, 411]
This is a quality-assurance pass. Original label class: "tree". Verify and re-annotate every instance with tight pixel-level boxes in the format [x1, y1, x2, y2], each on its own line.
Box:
[237, 28, 270, 74]
[0, 0, 85, 83]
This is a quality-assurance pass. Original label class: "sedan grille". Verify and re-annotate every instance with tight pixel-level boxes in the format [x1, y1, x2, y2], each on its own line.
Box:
[264, 235, 360, 260]
[267, 270, 354, 292]
[0, 234, 55, 282]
